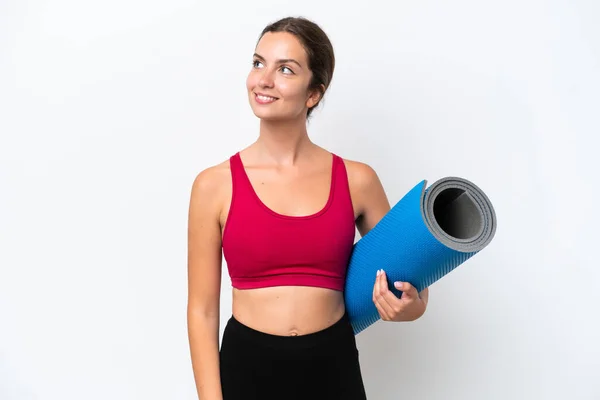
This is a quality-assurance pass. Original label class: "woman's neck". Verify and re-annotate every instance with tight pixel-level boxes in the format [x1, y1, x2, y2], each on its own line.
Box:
[255, 118, 315, 165]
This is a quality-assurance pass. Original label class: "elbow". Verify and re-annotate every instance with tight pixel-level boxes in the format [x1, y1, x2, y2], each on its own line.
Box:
[187, 305, 220, 340]
[187, 300, 220, 321]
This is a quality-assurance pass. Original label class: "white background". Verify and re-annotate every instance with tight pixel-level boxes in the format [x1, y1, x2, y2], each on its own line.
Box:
[1, 0, 599, 399]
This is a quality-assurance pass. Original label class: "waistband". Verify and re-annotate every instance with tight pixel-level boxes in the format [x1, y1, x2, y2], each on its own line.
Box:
[224, 311, 353, 350]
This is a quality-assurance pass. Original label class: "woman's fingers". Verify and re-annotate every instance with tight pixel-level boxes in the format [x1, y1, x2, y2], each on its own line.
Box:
[373, 269, 396, 320]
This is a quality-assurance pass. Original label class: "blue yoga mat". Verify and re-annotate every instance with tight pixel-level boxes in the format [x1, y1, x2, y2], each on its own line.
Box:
[344, 177, 497, 334]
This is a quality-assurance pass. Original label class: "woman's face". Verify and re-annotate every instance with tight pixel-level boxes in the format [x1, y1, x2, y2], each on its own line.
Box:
[246, 31, 320, 121]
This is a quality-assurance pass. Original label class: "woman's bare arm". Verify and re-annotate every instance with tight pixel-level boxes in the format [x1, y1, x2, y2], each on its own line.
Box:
[187, 167, 225, 400]
[344, 159, 391, 238]
[346, 159, 430, 309]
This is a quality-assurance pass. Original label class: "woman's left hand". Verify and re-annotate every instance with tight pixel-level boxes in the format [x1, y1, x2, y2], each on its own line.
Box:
[372, 269, 429, 322]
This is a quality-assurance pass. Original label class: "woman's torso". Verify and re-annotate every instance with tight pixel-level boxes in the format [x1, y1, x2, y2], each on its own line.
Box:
[217, 146, 362, 336]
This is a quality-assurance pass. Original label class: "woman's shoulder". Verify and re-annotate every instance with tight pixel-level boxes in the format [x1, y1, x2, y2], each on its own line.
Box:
[190, 157, 233, 200]
[337, 155, 382, 192]
[336, 154, 390, 230]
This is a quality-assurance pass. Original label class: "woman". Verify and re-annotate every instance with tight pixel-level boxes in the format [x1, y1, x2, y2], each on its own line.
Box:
[187, 16, 429, 400]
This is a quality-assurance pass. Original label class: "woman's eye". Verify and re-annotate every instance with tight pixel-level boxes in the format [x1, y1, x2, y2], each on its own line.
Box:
[251, 61, 292, 74]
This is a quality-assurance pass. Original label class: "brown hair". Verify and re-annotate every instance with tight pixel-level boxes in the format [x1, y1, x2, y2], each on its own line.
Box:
[258, 17, 335, 118]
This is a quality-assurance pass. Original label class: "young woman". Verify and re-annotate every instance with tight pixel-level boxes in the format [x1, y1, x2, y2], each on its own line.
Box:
[187, 16, 430, 400]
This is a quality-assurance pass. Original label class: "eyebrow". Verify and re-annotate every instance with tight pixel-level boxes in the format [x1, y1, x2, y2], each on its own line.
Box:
[253, 53, 303, 69]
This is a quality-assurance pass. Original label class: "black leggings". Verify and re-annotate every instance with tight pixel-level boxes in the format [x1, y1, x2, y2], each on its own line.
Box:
[219, 311, 368, 400]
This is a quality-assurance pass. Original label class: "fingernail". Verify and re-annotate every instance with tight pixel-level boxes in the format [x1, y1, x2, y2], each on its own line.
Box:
[394, 281, 403, 288]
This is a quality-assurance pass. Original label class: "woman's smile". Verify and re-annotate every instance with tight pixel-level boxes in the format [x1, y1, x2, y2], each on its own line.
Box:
[254, 92, 279, 104]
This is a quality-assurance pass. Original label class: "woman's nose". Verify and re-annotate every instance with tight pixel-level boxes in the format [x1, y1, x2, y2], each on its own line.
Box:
[258, 69, 275, 88]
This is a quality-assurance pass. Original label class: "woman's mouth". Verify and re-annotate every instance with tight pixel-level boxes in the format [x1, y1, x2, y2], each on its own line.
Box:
[254, 93, 278, 104]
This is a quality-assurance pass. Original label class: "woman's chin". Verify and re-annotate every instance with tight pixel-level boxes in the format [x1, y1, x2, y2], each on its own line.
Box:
[252, 109, 284, 121]
[251, 108, 304, 122]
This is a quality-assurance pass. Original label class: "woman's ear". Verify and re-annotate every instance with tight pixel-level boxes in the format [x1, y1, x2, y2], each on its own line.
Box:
[306, 84, 326, 109]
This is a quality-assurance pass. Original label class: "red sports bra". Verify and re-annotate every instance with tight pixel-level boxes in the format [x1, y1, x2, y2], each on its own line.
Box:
[222, 152, 356, 291]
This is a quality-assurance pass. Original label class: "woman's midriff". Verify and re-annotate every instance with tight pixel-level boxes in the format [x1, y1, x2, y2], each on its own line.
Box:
[231, 285, 346, 336]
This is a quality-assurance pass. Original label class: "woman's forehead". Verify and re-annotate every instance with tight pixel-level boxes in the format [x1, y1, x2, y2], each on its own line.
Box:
[255, 32, 308, 66]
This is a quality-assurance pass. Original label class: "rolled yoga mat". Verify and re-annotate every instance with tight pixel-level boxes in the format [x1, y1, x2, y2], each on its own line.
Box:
[344, 177, 497, 335]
